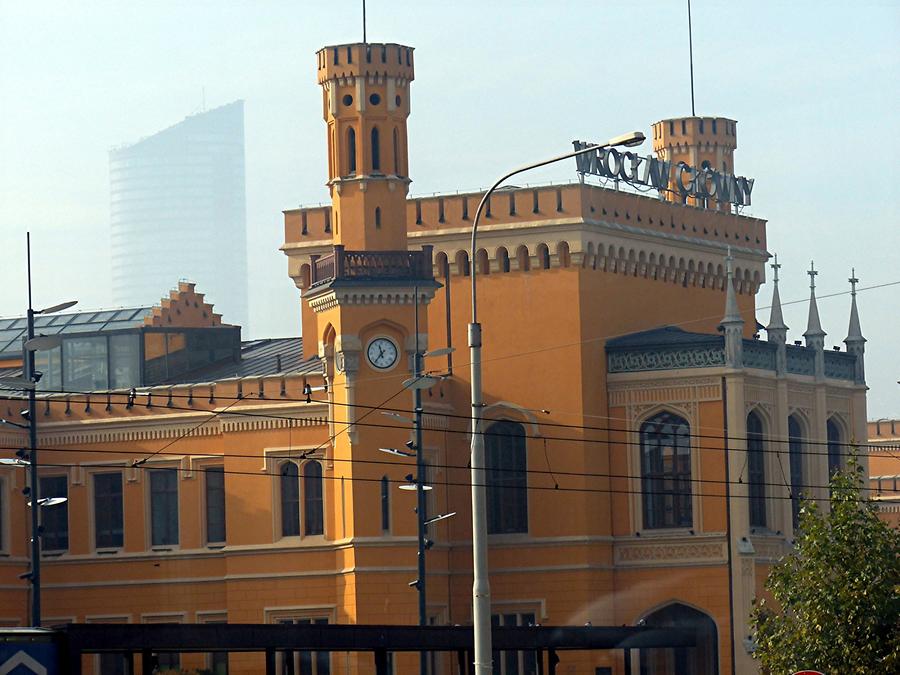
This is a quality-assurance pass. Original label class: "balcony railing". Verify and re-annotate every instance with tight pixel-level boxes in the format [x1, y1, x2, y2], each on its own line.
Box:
[310, 245, 434, 288]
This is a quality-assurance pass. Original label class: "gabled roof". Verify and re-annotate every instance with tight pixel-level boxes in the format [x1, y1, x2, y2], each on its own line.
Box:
[605, 326, 721, 350]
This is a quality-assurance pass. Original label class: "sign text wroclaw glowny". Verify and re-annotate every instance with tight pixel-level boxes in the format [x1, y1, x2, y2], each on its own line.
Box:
[573, 140, 755, 208]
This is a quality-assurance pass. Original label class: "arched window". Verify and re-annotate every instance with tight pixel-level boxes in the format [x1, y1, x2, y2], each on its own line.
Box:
[371, 127, 381, 171]
[557, 242, 570, 268]
[303, 461, 324, 536]
[381, 476, 390, 532]
[827, 418, 842, 478]
[485, 420, 527, 534]
[747, 411, 766, 528]
[788, 415, 805, 530]
[280, 462, 300, 537]
[536, 243, 550, 270]
[456, 250, 470, 277]
[516, 245, 530, 272]
[497, 247, 510, 273]
[476, 248, 490, 275]
[639, 603, 719, 675]
[347, 127, 357, 175]
[392, 128, 400, 175]
[640, 412, 692, 529]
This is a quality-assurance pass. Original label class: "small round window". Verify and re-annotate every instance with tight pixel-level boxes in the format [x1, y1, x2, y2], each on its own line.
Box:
[395, 95, 402, 107]
[369, 93, 381, 105]
[342, 94, 353, 106]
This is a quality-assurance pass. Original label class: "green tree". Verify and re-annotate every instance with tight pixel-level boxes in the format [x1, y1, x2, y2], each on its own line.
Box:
[751, 458, 900, 674]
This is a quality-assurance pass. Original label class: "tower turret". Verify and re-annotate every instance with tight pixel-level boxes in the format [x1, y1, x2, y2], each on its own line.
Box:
[652, 116, 738, 211]
[803, 261, 826, 379]
[316, 42, 415, 250]
[721, 248, 744, 368]
[844, 269, 866, 385]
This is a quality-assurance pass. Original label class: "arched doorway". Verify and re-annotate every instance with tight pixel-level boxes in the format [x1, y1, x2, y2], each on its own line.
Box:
[639, 603, 718, 675]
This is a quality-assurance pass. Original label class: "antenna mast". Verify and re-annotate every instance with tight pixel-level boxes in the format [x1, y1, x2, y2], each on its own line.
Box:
[363, 0, 367, 43]
[688, 0, 696, 116]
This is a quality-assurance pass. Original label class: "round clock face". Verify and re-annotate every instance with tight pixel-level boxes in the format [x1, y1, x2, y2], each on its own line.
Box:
[366, 337, 399, 370]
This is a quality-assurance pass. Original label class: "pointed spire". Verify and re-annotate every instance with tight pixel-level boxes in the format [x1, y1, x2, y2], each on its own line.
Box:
[844, 269, 866, 385]
[722, 247, 744, 368]
[803, 260, 825, 341]
[766, 254, 788, 342]
[722, 247, 743, 325]
[846, 268, 864, 341]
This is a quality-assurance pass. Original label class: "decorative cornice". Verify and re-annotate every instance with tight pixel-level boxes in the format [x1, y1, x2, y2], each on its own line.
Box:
[614, 539, 727, 567]
[33, 404, 328, 447]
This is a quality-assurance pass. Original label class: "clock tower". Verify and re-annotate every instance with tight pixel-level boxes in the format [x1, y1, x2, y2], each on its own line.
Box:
[304, 41, 438, 623]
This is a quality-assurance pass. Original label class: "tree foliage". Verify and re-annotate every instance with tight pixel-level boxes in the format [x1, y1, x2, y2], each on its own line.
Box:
[751, 458, 900, 673]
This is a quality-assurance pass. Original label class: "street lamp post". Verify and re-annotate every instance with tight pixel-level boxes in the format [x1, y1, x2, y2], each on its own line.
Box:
[16, 232, 77, 627]
[466, 132, 645, 674]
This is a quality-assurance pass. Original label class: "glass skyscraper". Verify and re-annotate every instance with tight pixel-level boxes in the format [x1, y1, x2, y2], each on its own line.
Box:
[110, 100, 248, 328]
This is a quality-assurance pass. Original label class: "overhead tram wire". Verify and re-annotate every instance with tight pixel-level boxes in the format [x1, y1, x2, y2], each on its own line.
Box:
[1, 275, 893, 413]
[10, 440, 852, 495]
[21, 456, 881, 506]
[0, 390, 892, 460]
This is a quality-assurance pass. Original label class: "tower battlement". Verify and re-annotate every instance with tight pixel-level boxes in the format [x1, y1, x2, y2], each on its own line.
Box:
[652, 116, 738, 154]
[316, 43, 415, 85]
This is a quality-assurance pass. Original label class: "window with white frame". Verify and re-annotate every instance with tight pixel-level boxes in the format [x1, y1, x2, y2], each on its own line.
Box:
[149, 467, 179, 547]
[198, 612, 229, 675]
[93, 471, 124, 549]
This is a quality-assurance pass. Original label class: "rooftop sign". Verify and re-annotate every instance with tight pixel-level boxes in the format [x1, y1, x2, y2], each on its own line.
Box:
[573, 141, 755, 208]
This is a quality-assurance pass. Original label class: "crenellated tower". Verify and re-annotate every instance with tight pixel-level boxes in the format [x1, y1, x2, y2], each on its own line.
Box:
[652, 116, 738, 211]
[316, 42, 414, 250]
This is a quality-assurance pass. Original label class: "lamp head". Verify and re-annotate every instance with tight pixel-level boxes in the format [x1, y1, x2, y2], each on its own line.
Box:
[607, 131, 646, 148]
[19, 409, 30, 421]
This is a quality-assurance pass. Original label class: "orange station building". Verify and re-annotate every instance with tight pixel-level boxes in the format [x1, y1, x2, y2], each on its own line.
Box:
[0, 39, 871, 675]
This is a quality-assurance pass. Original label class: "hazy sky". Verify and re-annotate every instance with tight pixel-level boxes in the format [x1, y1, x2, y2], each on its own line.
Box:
[0, 1, 897, 417]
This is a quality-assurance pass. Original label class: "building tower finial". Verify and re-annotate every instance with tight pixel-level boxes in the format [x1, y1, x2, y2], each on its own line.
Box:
[804, 260, 825, 340]
[766, 254, 788, 340]
[722, 247, 744, 368]
[844, 268, 866, 384]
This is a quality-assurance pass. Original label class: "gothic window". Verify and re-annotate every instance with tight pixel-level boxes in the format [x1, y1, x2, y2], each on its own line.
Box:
[281, 461, 324, 538]
[640, 412, 692, 529]
[371, 127, 381, 171]
[485, 421, 528, 534]
[788, 415, 805, 530]
[280, 462, 300, 537]
[747, 411, 766, 529]
[303, 461, 324, 536]
[347, 127, 357, 175]
[826, 418, 843, 478]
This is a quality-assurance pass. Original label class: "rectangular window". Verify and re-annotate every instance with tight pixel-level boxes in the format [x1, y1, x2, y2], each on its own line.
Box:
[109, 333, 140, 389]
[150, 468, 179, 546]
[39, 475, 68, 552]
[491, 612, 537, 675]
[206, 466, 226, 544]
[63, 336, 109, 391]
[98, 653, 127, 675]
[275, 616, 330, 675]
[199, 616, 229, 675]
[0, 477, 5, 553]
[94, 472, 124, 549]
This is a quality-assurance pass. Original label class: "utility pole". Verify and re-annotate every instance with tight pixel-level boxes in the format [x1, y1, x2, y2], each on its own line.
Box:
[414, 286, 428, 675]
[25, 233, 41, 627]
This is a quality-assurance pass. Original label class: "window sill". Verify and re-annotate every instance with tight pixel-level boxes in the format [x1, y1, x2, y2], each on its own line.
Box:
[635, 527, 697, 539]
[95, 549, 121, 555]
[206, 543, 226, 550]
